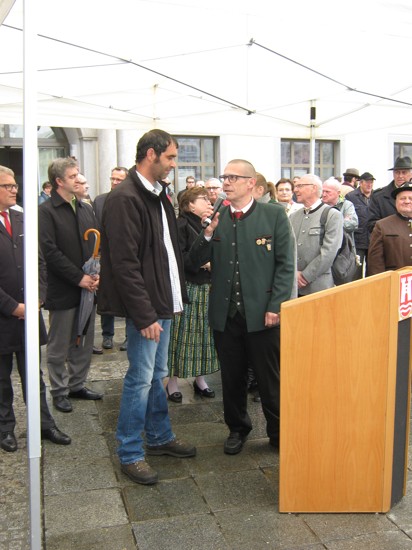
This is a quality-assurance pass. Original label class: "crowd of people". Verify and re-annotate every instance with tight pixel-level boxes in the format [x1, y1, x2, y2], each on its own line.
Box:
[1, 133, 411, 487]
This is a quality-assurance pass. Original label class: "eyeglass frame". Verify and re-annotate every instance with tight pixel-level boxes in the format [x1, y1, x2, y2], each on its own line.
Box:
[205, 186, 222, 191]
[294, 183, 315, 189]
[219, 174, 253, 183]
[0, 184, 19, 191]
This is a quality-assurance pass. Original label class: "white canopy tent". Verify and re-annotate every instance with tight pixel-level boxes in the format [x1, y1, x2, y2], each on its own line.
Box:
[1, 0, 412, 139]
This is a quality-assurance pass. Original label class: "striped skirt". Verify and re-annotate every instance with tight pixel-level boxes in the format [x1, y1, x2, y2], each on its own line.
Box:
[168, 281, 220, 378]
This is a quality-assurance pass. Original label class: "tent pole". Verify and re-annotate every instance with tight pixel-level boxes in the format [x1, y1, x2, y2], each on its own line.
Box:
[309, 101, 316, 174]
[23, 0, 42, 548]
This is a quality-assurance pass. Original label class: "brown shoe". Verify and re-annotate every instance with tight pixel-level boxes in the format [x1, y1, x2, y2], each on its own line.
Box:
[146, 438, 196, 458]
[120, 460, 158, 485]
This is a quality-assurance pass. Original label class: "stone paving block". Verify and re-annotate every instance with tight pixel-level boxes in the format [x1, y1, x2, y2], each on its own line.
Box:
[47, 406, 102, 436]
[124, 477, 209, 521]
[44, 457, 118, 495]
[168, 402, 221, 425]
[216, 506, 321, 549]
[44, 488, 128, 537]
[388, 479, 412, 535]
[131, 513, 230, 550]
[173, 420, 228, 447]
[98, 409, 119, 432]
[46, 524, 136, 550]
[195, 469, 276, 511]
[325, 530, 412, 549]
[246, 438, 279, 468]
[180, 442, 259, 476]
[42, 432, 110, 462]
[95, 391, 121, 412]
[302, 512, 396, 543]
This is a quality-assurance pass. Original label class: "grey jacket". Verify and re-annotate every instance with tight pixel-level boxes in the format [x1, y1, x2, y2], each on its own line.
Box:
[290, 203, 343, 295]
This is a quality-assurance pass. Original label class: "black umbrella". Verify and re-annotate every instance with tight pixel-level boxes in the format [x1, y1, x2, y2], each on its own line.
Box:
[76, 228, 100, 346]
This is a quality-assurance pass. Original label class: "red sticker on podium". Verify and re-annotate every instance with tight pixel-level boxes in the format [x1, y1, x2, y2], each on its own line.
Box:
[399, 272, 412, 320]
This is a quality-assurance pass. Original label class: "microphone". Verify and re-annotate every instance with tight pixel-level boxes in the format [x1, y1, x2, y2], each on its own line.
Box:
[202, 191, 227, 228]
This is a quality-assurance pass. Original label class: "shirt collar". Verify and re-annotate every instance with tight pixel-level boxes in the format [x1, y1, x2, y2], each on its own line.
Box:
[230, 197, 254, 214]
[137, 170, 163, 195]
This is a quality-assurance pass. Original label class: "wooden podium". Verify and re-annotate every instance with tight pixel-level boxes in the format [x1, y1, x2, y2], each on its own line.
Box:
[279, 268, 412, 513]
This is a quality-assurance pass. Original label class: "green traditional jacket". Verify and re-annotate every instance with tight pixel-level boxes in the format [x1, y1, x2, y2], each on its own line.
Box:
[190, 200, 295, 332]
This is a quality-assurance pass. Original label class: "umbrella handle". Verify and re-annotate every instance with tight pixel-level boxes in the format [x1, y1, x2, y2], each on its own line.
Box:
[84, 228, 101, 258]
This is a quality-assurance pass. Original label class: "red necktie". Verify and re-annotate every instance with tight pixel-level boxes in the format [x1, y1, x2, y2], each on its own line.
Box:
[233, 211, 243, 219]
[0, 211, 12, 236]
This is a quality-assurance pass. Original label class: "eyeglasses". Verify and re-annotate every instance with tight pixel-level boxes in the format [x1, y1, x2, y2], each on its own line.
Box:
[294, 183, 314, 189]
[196, 196, 210, 202]
[219, 175, 253, 183]
[206, 186, 221, 191]
[0, 184, 18, 191]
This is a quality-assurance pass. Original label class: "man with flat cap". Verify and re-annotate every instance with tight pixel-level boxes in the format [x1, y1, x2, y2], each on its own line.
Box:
[368, 156, 412, 233]
[341, 168, 360, 197]
[368, 182, 412, 275]
[346, 172, 376, 278]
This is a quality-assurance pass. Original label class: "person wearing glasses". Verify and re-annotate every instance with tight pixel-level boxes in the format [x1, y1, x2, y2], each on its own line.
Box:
[177, 175, 196, 205]
[0, 165, 71, 452]
[93, 167, 129, 352]
[275, 178, 303, 216]
[289, 174, 343, 296]
[189, 159, 295, 455]
[204, 177, 223, 206]
[167, 187, 220, 402]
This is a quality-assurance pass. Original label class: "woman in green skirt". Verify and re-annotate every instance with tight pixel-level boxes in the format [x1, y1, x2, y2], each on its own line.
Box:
[167, 187, 220, 402]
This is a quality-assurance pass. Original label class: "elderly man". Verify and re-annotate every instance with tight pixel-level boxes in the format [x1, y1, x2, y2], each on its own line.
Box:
[346, 172, 375, 278]
[322, 177, 358, 239]
[39, 157, 103, 413]
[368, 156, 412, 232]
[190, 159, 295, 454]
[93, 167, 129, 351]
[0, 165, 70, 451]
[368, 183, 412, 275]
[205, 177, 223, 205]
[289, 174, 343, 296]
[98, 130, 196, 485]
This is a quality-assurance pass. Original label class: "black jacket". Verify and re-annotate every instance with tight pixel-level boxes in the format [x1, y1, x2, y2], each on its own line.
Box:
[346, 188, 373, 250]
[97, 167, 188, 330]
[177, 212, 212, 285]
[39, 189, 97, 310]
[367, 180, 397, 233]
[0, 209, 47, 353]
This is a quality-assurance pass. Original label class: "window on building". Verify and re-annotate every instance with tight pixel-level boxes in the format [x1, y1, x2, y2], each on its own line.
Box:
[0, 125, 68, 193]
[281, 139, 338, 180]
[394, 143, 412, 160]
[174, 136, 219, 191]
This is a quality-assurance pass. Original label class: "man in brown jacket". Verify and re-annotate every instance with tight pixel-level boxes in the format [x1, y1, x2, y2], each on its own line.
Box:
[368, 183, 412, 275]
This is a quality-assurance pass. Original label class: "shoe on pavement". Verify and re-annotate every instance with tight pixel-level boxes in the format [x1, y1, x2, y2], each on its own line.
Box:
[41, 426, 71, 445]
[92, 346, 103, 355]
[68, 387, 103, 400]
[102, 337, 113, 349]
[53, 396, 73, 413]
[224, 432, 248, 455]
[1, 431, 17, 452]
[146, 438, 196, 458]
[119, 338, 128, 351]
[120, 460, 158, 485]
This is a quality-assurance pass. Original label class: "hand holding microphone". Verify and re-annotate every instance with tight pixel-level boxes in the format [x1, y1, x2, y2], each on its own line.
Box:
[202, 191, 227, 228]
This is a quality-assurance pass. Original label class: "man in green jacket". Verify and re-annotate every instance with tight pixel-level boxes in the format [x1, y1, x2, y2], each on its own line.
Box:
[190, 159, 295, 454]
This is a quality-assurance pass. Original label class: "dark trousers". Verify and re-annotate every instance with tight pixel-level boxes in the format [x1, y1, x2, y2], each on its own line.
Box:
[354, 248, 368, 280]
[101, 314, 115, 337]
[213, 312, 280, 439]
[0, 351, 55, 433]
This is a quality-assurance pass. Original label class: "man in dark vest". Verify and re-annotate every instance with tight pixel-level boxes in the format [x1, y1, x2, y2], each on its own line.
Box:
[190, 159, 295, 454]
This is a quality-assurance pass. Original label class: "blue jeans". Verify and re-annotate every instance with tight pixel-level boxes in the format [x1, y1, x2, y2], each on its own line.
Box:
[116, 318, 174, 464]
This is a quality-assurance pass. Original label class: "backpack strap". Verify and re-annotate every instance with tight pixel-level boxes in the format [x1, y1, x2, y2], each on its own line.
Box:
[319, 205, 331, 246]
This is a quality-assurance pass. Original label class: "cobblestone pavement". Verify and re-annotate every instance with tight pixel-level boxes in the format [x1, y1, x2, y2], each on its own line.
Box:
[1, 317, 411, 549]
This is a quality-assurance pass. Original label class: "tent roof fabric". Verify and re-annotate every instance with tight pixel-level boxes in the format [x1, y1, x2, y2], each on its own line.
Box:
[1, 0, 412, 137]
